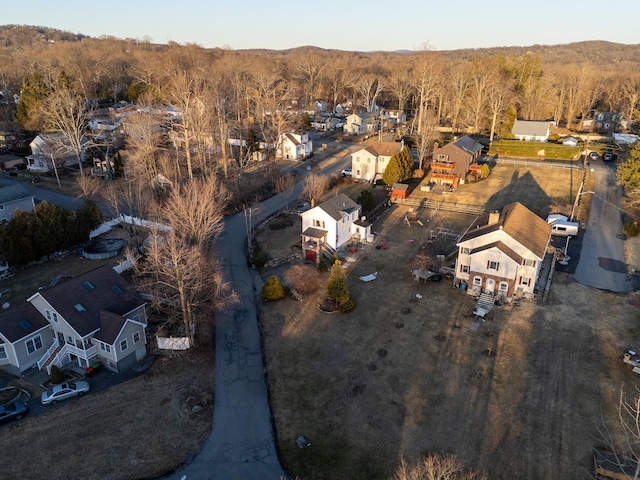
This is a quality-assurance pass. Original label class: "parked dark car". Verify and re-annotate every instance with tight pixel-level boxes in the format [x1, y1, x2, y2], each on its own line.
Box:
[0, 401, 28, 422]
[603, 152, 614, 161]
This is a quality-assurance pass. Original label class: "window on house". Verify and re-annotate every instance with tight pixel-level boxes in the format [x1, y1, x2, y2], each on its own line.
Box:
[519, 277, 531, 287]
[74, 303, 86, 313]
[499, 282, 509, 292]
[100, 342, 111, 353]
[120, 339, 128, 352]
[460, 265, 470, 274]
[45, 310, 51, 321]
[487, 261, 500, 271]
[133, 331, 140, 344]
[83, 281, 95, 291]
[52, 312, 58, 323]
[473, 276, 482, 286]
[112, 285, 124, 295]
[0, 344, 6, 359]
[524, 259, 536, 267]
[313, 220, 325, 228]
[367, 158, 371, 163]
[461, 247, 470, 255]
[132, 314, 140, 323]
[26, 335, 43, 355]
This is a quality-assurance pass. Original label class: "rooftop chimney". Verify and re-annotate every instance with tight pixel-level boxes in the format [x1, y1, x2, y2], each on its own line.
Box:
[488, 210, 500, 226]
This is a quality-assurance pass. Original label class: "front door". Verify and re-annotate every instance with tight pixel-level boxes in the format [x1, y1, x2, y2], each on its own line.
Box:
[486, 278, 495, 294]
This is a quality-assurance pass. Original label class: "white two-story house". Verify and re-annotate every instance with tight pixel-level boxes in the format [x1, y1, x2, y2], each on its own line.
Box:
[455, 202, 552, 301]
[277, 132, 313, 161]
[300, 194, 371, 264]
[343, 112, 376, 136]
[350, 140, 404, 183]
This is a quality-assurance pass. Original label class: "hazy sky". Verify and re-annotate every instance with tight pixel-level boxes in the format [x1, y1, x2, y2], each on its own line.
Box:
[4, 0, 639, 51]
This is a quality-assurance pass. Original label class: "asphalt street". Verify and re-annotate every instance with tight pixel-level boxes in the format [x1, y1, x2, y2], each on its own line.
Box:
[573, 161, 637, 293]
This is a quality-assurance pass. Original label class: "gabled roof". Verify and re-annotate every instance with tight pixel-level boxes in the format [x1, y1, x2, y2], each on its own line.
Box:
[33, 265, 143, 337]
[362, 140, 402, 157]
[436, 136, 483, 156]
[458, 202, 551, 259]
[284, 133, 301, 145]
[317, 193, 360, 221]
[93, 309, 127, 344]
[470, 241, 524, 265]
[0, 184, 33, 205]
[511, 120, 550, 137]
[0, 302, 50, 344]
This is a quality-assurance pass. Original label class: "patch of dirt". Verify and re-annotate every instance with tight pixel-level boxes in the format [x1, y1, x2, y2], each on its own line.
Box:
[0, 339, 214, 480]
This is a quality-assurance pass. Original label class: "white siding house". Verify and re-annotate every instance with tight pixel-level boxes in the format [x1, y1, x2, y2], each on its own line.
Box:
[301, 194, 371, 264]
[350, 140, 404, 182]
[511, 120, 551, 142]
[277, 132, 313, 160]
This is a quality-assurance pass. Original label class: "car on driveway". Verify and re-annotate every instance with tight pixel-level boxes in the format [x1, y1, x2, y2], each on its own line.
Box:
[41, 381, 90, 405]
[589, 151, 599, 161]
[341, 168, 352, 177]
[296, 202, 310, 214]
[0, 401, 28, 422]
[603, 152, 614, 161]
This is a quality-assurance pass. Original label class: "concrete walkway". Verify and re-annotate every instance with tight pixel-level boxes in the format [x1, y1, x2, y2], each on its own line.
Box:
[573, 162, 637, 293]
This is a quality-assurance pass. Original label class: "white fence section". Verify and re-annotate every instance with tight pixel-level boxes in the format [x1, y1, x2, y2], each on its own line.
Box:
[157, 336, 191, 351]
[113, 258, 135, 274]
[89, 215, 172, 239]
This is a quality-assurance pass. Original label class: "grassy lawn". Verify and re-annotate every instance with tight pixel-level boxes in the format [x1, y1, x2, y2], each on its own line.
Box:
[489, 139, 582, 160]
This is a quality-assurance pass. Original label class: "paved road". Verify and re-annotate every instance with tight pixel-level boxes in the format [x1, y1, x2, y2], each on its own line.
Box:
[165, 182, 306, 480]
[573, 161, 636, 292]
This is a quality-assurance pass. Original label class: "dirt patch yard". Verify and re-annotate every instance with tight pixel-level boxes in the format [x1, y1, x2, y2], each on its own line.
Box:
[257, 164, 640, 480]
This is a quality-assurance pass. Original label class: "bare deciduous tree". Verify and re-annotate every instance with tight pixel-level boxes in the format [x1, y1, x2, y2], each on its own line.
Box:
[135, 177, 233, 345]
[596, 386, 640, 480]
[42, 87, 91, 178]
[303, 173, 330, 206]
[392, 453, 487, 480]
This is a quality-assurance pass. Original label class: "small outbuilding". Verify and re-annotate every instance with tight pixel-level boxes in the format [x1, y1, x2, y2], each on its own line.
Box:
[390, 183, 410, 200]
[562, 136, 579, 147]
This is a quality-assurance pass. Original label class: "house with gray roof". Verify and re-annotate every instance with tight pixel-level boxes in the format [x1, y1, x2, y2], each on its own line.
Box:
[511, 120, 551, 142]
[0, 302, 55, 376]
[431, 136, 483, 187]
[300, 193, 371, 263]
[0, 184, 35, 223]
[1, 264, 150, 376]
[455, 202, 552, 301]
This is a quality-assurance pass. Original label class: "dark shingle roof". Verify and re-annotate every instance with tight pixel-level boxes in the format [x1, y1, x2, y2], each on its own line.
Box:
[318, 194, 359, 221]
[459, 202, 551, 259]
[0, 302, 50, 343]
[36, 265, 143, 337]
[453, 136, 483, 155]
[93, 310, 127, 344]
[0, 184, 33, 204]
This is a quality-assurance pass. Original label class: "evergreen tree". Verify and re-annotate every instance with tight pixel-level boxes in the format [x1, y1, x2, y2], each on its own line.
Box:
[617, 142, 640, 195]
[356, 189, 375, 212]
[382, 146, 414, 186]
[327, 259, 354, 312]
[15, 72, 48, 131]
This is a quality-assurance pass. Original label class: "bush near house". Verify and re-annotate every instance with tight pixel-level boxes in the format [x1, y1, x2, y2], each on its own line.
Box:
[262, 275, 285, 301]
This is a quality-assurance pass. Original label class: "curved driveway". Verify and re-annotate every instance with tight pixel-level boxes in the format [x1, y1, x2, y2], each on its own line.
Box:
[573, 162, 636, 293]
[166, 184, 305, 480]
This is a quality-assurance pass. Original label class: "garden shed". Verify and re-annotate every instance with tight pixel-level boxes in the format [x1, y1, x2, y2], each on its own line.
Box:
[390, 183, 410, 200]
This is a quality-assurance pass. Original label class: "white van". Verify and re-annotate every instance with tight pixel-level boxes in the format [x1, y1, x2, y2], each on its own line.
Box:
[546, 214, 579, 237]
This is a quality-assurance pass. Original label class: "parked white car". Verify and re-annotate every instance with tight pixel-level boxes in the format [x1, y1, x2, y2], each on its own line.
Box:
[41, 381, 90, 405]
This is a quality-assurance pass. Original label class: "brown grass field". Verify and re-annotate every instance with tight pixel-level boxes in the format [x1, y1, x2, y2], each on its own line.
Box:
[257, 164, 640, 480]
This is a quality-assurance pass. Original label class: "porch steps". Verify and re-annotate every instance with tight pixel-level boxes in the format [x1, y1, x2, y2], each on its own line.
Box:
[42, 344, 63, 370]
[474, 292, 495, 317]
